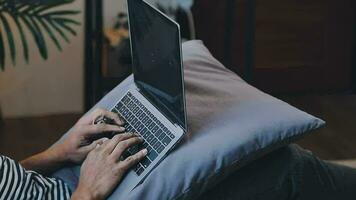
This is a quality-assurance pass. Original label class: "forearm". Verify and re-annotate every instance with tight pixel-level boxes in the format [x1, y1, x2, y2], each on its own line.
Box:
[71, 187, 102, 200]
[20, 147, 68, 175]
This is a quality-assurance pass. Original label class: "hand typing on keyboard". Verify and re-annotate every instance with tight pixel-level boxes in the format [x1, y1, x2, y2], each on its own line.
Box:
[51, 108, 127, 164]
[88, 108, 128, 141]
[72, 133, 148, 200]
[110, 93, 176, 175]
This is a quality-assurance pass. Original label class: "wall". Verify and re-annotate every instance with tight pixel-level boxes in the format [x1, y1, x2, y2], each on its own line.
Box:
[193, 0, 355, 94]
[0, 1, 85, 118]
[103, 0, 126, 28]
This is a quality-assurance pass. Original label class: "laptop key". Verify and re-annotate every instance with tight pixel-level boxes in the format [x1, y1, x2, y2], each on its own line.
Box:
[127, 100, 134, 108]
[146, 119, 153, 127]
[156, 144, 164, 153]
[137, 124, 145, 132]
[126, 110, 132, 117]
[143, 107, 149, 114]
[133, 97, 139, 104]
[141, 127, 149, 134]
[127, 114, 135, 122]
[122, 108, 129, 117]
[138, 112, 145, 120]
[135, 166, 144, 176]
[142, 116, 149, 124]
[154, 129, 163, 137]
[146, 145, 152, 152]
[152, 126, 159, 134]
[150, 137, 158, 147]
[153, 141, 161, 150]
[147, 134, 154, 143]
[167, 131, 175, 139]
[130, 144, 141, 155]
[147, 150, 158, 161]
[133, 106, 139, 114]
[158, 132, 166, 140]
[132, 117, 138, 125]
[116, 102, 124, 110]
[138, 101, 144, 109]
[134, 163, 140, 172]
[142, 141, 149, 148]
[122, 96, 130, 104]
[148, 122, 155, 130]
[141, 157, 151, 168]
[162, 136, 172, 146]
[141, 131, 150, 139]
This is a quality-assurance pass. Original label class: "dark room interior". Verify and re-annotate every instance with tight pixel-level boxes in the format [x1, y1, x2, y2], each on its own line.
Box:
[0, 0, 355, 199]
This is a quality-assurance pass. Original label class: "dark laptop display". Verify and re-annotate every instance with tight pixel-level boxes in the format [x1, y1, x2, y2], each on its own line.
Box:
[128, 0, 186, 130]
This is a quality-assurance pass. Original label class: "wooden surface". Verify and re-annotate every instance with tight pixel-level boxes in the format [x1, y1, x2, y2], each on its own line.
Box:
[192, 0, 355, 94]
[253, 0, 355, 94]
[0, 114, 81, 161]
[1, 95, 356, 161]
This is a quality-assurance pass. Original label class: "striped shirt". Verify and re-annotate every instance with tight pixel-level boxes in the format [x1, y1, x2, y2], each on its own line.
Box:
[0, 155, 71, 200]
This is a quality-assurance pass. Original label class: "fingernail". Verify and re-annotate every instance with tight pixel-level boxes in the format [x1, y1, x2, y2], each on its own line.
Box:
[142, 149, 148, 155]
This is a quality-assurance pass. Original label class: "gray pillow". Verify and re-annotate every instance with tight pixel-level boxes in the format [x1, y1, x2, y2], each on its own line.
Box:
[53, 40, 325, 200]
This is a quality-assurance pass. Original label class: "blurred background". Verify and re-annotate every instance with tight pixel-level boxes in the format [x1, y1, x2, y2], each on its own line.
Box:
[0, 0, 355, 162]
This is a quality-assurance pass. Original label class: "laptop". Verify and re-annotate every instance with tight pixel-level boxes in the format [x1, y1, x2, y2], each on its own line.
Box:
[107, 0, 187, 197]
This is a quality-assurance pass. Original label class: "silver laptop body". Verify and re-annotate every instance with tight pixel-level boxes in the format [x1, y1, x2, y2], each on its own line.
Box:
[108, 0, 187, 198]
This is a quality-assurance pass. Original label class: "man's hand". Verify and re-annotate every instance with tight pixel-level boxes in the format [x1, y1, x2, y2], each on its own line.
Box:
[21, 108, 126, 174]
[54, 108, 126, 164]
[72, 133, 147, 200]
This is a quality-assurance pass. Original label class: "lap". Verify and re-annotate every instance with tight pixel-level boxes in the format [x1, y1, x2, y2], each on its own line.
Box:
[198, 144, 356, 200]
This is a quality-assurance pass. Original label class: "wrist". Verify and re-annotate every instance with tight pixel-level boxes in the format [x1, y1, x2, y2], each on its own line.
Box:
[72, 185, 102, 200]
[46, 145, 69, 164]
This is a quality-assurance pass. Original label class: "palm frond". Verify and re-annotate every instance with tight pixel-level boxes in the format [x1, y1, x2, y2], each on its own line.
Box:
[0, 0, 81, 70]
[0, 12, 16, 65]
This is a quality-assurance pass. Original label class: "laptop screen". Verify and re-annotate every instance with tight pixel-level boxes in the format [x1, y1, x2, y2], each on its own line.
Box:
[128, 0, 186, 130]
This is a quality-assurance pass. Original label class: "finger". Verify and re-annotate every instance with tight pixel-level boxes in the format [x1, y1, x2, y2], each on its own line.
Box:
[82, 138, 109, 152]
[111, 137, 144, 159]
[77, 108, 105, 125]
[101, 110, 125, 125]
[85, 124, 126, 136]
[120, 149, 148, 171]
[91, 108, 124, 125]
[102, 133, 138, 155]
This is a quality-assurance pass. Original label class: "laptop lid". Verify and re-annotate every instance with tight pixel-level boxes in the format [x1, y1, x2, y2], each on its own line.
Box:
[127, 0, 187, 131]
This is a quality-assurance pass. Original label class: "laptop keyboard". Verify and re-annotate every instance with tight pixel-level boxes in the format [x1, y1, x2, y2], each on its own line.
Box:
[112, 92, 175, 176]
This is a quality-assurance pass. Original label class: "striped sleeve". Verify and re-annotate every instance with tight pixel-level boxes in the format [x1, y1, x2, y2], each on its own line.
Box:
[0, 155, 71, 200]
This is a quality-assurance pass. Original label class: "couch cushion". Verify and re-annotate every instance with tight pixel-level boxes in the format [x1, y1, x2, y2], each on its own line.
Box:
[53, 40, 325, 200]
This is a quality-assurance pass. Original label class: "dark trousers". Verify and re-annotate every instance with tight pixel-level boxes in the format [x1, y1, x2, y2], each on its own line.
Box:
[199, 144, 356, 200]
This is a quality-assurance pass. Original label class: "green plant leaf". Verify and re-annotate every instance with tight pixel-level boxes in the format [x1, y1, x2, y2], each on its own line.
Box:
[0, 30, 5, 70]
[13, 16, 29, 63]
[45, 18, 70, 43]
[0, 0, 81, 68]
[51, 17, 81, 26]
[38, 18, 62, 51]
[0, 13, 16, 65]
[53, 18, 77, 36]
[20, 15, 48, 60]
[43, 10, 81, 17]
[34, 2, 75, 15]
